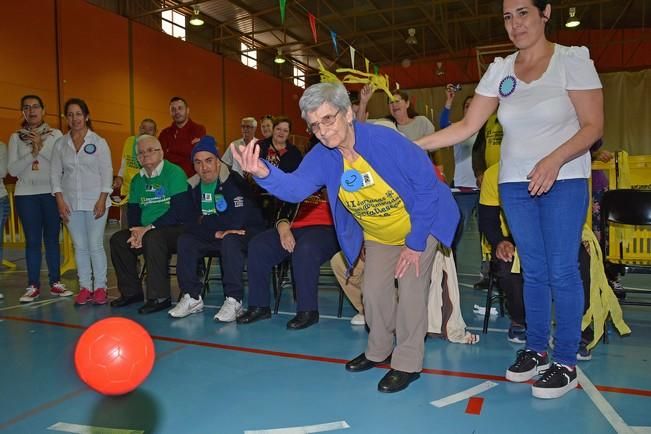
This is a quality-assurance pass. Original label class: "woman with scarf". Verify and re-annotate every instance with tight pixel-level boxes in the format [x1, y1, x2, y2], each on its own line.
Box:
[8, 95, 72, 303]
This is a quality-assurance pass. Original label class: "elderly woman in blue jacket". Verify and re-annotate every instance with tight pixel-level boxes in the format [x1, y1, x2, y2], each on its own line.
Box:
[234, 82, 459, 393]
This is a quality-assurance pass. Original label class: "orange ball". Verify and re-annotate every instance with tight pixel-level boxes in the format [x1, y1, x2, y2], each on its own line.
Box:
[75, 317, 155, 395]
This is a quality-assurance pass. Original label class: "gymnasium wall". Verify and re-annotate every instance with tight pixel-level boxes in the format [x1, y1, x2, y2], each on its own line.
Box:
[0, 0, 306, 173]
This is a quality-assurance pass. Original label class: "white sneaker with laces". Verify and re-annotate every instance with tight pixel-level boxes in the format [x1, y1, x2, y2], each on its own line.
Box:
[20, 286, 40, 303]
[214, 296, 243, 322]
[350, 313, 366, 326]
[169, 294, 204, 318]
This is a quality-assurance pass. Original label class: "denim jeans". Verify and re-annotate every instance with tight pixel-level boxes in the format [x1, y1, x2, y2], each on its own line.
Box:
[452, 191, 479, 251]
[67, 210, 109, 289]
[0, 196, 9, 264]
[499, 179, 588, 366]
[15, 194, 61, 287]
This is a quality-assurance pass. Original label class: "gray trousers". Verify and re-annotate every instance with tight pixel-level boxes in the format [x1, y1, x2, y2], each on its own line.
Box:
[363, 235, 438, 373]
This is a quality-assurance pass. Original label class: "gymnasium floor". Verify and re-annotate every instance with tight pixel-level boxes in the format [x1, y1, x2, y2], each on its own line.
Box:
[0, 222, 650, 434]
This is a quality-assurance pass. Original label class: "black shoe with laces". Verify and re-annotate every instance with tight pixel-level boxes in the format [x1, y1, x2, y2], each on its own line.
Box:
[532, 362, 578, 399]
[505, 349, 550, 382]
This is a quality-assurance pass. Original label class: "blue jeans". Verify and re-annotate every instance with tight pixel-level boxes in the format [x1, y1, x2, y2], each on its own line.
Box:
[15, 194, 61, 287]
[499, 179, 588, 366]
[0, 196, 9, 264]
[67, 210, 109, 289]
[452, 191, 479, 250]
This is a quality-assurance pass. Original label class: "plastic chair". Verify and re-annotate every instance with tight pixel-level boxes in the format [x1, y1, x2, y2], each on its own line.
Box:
[600, 189, 651, 306]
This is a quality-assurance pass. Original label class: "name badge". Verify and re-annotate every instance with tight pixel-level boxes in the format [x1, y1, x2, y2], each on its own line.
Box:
[499, 75, 517, 97]
[341, 169, 374, 192]
[215, 194, 227, 212]
[84, 143, 97, 154]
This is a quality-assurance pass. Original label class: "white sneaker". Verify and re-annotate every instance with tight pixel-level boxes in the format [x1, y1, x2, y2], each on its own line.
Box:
[350, 313, 366, 326]
[20, 286, 40, 303]
[214, 296, 243, 322]
[169, 294, 204, 318]
[0, 293, 4, 300]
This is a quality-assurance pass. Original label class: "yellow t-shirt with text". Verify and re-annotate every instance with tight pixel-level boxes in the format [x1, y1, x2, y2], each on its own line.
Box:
[338, 155, 411, 245]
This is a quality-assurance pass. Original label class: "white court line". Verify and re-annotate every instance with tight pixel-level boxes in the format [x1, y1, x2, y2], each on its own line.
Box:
[430, 381, 498, 407]
[576, 366, 635, 434]
[0, 298, 66, 312]
[244, 420, 350, 434]
[632, 427, 651, 434]
[48, 422, 144, 434]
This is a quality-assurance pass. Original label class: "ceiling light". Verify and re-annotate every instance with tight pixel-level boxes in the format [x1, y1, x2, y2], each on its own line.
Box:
[565, 7, 580, 28]
[274, 49, 286, 64]
[405, 28, 417, 45]
[189, 7, 204, 26]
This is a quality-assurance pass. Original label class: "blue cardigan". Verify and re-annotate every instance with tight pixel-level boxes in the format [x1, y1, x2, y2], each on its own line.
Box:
[256, 121, 459, 266]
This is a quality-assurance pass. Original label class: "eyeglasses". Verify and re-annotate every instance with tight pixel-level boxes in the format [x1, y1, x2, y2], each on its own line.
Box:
[241, 124, 255, 129]
[136, 148, 161, 157]
[22, 104, 42, 112]
[306, 110, 341, 134]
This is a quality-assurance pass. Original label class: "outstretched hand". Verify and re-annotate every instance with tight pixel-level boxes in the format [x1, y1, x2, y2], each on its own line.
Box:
[232, 138, 270, 179]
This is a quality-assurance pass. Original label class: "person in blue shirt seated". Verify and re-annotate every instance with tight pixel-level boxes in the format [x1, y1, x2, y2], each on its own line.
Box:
[168, 136, 266, 322]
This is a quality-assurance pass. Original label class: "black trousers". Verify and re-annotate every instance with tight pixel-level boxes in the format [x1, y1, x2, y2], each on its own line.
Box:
[176, 231, 255, 300]
[492, 258, 525, 325]
[110, 226, 183, 300]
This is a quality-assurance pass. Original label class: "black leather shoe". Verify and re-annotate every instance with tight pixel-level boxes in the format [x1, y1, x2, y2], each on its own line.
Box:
[138, 298, 171, 314]
[345, 353, 391, 372]
[110, 294, 142, 308]
[237, 307, 272, 324]
[286, 311, 319, 330]
[377, 369, 420, 393]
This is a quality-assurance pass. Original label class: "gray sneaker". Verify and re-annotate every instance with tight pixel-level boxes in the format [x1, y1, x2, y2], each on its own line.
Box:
[169, 294, 204, 318]
[214, 296, 243, 322]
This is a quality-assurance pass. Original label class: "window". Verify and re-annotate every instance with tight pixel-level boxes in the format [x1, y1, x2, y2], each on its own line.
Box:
[162, 10, 186, 41]
[240, 42, 257, 69]
[293, 65, 305, 89]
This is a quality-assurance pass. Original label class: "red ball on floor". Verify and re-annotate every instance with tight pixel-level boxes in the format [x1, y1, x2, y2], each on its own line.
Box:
[74, 317, 155, 395]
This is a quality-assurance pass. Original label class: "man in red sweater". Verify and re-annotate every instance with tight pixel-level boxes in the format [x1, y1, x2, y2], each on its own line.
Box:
[158, 96, 206, 176]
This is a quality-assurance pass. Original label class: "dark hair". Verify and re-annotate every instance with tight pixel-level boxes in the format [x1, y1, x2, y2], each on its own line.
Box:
[532, 0, 551, 15]
[260, 114, 274, 122]
[19, 95, 45, 128]
[388, 90, 419, 120]
[272, 115, 292, 131]
[169, 96, 187, 106]
[64, 98, 93, 130]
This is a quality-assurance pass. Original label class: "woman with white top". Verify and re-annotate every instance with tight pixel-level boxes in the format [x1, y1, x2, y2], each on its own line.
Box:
[51, 98, 113, 305]
[8, 95, 71, 303]
[416, 0, 603, 399]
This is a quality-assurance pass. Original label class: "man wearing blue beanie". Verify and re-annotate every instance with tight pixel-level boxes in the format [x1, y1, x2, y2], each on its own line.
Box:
[170, 135, 266, 321]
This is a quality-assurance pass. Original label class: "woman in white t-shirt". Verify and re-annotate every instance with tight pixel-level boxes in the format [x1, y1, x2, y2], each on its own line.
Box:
[416, 0, 603, 400]
[8, 95, 72, 303]
[51, 98, 113, 306]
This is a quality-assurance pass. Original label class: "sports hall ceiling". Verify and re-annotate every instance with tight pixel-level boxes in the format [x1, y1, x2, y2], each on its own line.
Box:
[102, 0, 649, 78]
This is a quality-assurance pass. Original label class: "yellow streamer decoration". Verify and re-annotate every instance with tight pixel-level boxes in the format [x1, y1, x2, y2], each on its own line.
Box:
[336, 68, 396, 101]
[316, 58, 341, 83]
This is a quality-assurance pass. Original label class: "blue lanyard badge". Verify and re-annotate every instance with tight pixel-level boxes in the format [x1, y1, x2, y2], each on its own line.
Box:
[341, 169, 374, 192]
[84, 143, 97, 154]
[499, 75, 517, 97]
[215, 194, 228, 212]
